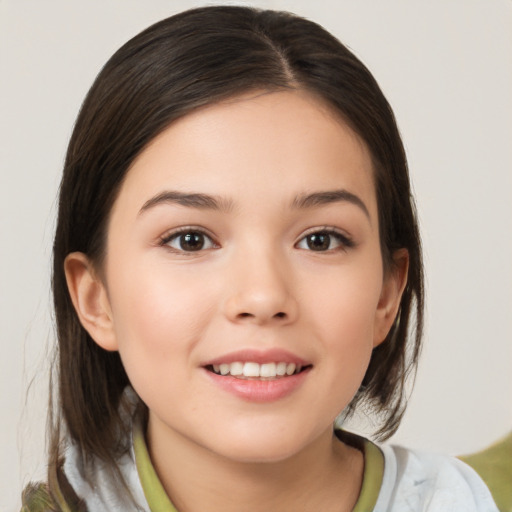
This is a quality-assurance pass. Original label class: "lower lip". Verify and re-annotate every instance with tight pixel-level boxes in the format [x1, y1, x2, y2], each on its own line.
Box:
[204, 368, 311, 403]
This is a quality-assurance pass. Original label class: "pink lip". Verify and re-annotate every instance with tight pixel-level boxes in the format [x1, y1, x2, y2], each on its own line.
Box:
[202, 348, 309, 367]
[204, 367, 311, 403]
[201, 348, 312, 403]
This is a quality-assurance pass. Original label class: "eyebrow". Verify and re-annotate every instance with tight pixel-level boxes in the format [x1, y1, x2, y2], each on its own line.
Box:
[139, 191, 234, 215]
[292, 189, 370, 219]
[139, 188, 370, 219]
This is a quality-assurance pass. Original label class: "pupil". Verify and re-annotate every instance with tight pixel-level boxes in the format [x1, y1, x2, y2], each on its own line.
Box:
[307, 233, 330, 251]
[181, 232, 204, 251]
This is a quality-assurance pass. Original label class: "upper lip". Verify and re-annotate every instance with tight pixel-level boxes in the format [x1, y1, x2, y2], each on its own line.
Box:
[202, 348, 310, 367]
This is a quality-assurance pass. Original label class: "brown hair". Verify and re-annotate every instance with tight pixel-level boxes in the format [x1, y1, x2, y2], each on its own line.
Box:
[50, 3, 423, 489]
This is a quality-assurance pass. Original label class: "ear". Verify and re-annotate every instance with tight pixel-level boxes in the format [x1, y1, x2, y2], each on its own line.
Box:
[373, 249, 409, 347]
[64, 252, 119, 351]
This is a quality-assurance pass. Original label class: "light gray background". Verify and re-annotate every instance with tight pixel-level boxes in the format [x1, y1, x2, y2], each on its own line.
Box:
[1, 1, 511, 509]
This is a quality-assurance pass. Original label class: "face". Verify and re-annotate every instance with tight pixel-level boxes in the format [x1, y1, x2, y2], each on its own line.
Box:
[69, 90, 405, 464]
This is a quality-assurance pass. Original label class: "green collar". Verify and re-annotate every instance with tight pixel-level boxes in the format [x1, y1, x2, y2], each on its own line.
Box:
[133, 426, 384, 512]
[133, 420, 177, 511]
[336, 430, 384, 512]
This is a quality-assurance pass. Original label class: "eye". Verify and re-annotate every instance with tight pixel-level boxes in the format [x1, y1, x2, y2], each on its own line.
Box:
[296, 229, 353, 252]
[162, 229, 216, 252]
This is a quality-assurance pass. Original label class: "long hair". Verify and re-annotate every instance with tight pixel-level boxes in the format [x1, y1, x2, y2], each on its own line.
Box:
[50, 4, 423, 490]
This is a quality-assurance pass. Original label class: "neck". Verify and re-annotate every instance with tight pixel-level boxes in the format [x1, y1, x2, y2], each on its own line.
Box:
[147, 419, 364, 512]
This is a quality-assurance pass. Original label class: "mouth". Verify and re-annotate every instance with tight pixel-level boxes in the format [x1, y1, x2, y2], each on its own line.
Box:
[202, 351, 312, 401]
[205, 361, 312, 380]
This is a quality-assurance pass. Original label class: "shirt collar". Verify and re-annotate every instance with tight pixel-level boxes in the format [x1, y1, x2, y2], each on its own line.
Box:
[133, 424, 384, 512]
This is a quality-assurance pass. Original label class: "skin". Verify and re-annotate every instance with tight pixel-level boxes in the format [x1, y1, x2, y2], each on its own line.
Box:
[65, 90, 408, 511]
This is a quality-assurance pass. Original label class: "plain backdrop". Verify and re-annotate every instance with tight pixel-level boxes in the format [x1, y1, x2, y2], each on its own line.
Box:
[1, 1, 511, 510]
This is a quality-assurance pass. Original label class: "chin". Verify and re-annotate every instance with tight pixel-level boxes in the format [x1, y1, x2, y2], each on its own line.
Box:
[203, 426, 315, 465]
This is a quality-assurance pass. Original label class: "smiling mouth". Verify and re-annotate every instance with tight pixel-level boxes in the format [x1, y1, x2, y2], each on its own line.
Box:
[205, 361, 311, 379]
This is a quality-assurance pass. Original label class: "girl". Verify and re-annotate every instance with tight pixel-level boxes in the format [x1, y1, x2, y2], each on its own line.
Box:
[21, 6, 498, 511]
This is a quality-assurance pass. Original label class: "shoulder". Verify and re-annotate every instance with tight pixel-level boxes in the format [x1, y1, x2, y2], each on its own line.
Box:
[21, 483, 58, 512]
[375, 444, 499, 511]
[459, 431, 512, 512]
[21, 465, 87, 512]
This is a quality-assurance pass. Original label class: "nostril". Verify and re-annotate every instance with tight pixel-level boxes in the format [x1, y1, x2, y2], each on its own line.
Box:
[274, 312, 286, 319]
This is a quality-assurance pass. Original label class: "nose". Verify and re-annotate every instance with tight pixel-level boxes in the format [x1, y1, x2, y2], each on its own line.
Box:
[223, 246, 298, 326]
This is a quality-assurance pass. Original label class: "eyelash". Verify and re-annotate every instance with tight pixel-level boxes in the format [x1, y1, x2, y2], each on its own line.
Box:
[159, 226, 354, 254]
[159, 227, 218, 254]
[295, 227, 355, 252]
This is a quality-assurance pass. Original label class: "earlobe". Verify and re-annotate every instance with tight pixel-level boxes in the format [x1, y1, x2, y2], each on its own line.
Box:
[64, 252, 119, 351]
[373, 249, 409, 347]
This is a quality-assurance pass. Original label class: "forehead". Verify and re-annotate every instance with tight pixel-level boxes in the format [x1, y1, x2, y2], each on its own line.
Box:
[115, 90, 376, 218]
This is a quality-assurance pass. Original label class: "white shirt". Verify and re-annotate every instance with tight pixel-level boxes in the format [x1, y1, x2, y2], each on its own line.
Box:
[373, 444, 498, 511]
[62, 432, 499, 511]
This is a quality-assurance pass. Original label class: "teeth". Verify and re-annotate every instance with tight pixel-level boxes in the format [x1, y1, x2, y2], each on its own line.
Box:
[286, 363, 296, 375]
[276, 362, 287, 376]
[230, 361, 244, 376]
[260, 362, 276, 378]
[210, 361, 304, 378]
[243, 362, 260, 377]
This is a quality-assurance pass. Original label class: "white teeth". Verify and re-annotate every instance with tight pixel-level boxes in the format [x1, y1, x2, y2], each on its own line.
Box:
[286, 363, 296, 375]
[243, 362, 260, 377]
[276, 362, 287, 376]
[260, 362, 276, 378]
[230, 361, 244, 376]
[210, 361, 305, 378]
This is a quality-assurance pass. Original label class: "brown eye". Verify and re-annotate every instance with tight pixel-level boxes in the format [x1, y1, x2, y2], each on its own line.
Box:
[306, 233, 331, 251]
[165, 230, 215, 252]
[180, 232, 205, 251]
[296, 230, 353, 252]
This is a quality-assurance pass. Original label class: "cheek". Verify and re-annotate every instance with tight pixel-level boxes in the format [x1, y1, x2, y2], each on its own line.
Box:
[304, 263, 382, 389]
[106, 263, 216, 384]
[309, 265, 382, 338]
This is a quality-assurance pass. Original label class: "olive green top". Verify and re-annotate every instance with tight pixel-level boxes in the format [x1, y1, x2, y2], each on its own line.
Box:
[459, 431, 512, 512]
[132, 425, 384, 512]
[21, 428, 384, 511]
